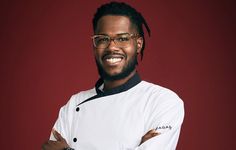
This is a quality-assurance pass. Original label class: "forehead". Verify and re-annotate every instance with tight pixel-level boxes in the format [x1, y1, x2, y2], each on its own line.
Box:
[95, 15, 136, 35]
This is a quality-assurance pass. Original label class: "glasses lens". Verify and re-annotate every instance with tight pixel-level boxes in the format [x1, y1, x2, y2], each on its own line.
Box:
[94, 36, 110, 48]
[114, 34, 131, 48]
[92, 33, 137, 48]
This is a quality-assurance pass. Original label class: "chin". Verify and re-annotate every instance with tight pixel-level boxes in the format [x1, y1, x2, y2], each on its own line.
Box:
[106, 69, 123, 76]
[95, 55, 137, 81]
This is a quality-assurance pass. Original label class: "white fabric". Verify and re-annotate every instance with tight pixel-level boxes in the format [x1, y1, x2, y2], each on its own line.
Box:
[50, 81, 184, 150]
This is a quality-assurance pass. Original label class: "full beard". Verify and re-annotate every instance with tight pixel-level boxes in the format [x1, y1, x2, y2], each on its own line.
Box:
[95, 54, 138, 81]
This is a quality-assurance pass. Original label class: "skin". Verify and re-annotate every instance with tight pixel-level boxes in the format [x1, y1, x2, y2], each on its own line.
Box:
[42, 15, 159, 150]
[140, 129, 160, 145]
[42, 129, 69, 150]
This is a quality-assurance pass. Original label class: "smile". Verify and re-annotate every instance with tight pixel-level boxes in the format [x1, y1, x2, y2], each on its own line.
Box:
[102, 54, 125, 66]
[106, 57, 122, 63]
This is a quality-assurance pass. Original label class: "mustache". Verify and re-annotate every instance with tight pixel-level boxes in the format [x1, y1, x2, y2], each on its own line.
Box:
[102, 51, 126, 60]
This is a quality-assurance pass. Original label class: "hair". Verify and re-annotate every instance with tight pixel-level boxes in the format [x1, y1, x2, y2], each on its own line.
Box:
[92, 1, 151, 60]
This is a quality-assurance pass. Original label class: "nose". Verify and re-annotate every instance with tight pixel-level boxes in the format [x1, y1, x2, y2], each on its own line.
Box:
[107, 39, 119, 50]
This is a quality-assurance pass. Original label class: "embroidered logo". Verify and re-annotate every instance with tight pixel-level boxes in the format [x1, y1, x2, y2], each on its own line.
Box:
[155, 125, 172, 130]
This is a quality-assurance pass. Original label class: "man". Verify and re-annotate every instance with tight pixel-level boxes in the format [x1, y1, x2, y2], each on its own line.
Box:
[42, 2, 184, 150]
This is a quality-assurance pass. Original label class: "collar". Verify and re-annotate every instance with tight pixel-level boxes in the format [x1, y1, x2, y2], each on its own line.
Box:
[77, 72, 141, 106]
[95, 72, 142, 96]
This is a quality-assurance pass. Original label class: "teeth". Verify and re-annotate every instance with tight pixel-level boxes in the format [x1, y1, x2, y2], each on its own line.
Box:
[106, 58, 122, 63]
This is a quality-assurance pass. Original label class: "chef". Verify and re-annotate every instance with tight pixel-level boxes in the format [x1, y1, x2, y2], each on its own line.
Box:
[42, 1, 184, 150]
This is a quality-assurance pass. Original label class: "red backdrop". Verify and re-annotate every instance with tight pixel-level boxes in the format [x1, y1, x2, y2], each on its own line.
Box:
[0, 0, 235, 149]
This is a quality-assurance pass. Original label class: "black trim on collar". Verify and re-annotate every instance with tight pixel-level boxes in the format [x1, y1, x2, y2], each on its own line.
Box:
[77, 73, 141, 106]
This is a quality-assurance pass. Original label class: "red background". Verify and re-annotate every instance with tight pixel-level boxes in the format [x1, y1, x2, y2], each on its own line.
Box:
[1, 0, 235, 149]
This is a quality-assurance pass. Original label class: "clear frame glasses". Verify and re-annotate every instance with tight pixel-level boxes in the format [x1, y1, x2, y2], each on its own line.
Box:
[91, 33, 139, 49]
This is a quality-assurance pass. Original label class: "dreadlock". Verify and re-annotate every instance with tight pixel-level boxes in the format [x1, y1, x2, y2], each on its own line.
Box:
[92, 1, 151, 60]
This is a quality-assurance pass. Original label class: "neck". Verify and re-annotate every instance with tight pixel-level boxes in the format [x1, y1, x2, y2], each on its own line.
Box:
[103, 70, 136, 91]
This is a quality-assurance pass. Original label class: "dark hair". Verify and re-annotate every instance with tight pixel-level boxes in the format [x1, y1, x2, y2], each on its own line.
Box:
[93, 1, 150, 60]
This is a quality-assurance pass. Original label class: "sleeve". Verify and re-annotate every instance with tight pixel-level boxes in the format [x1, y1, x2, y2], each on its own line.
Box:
[49, 95, 76, 144]
[134, 89, 185, 150]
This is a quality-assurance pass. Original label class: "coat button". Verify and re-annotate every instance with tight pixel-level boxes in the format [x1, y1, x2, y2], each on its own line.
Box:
[76, 107, 80, 112]
[73, 138, 77, 142]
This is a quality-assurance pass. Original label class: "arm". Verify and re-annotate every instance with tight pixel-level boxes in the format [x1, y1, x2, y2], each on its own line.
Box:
[139, 129, 160, 145]
[42, 130, 70, 150]
[42, 95, 76, 150]
[136, 126, 182, 150]
[136, 90, 185, 150]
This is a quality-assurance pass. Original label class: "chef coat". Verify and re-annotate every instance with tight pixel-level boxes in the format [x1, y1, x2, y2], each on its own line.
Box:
[50, 73, 184, 150]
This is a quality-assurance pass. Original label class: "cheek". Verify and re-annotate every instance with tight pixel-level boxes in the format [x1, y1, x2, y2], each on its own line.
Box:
[125, 46, 137, 59]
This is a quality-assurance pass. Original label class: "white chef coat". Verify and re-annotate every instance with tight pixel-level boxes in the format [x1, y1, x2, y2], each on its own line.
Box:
[50, 73, 184, 150]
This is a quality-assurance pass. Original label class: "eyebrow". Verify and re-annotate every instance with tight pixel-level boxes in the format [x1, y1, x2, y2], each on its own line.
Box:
[94, 33, 130, 36]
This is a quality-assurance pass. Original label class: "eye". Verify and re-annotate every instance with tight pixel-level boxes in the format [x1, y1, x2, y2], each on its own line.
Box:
[96, 36, 109, 43]
[117, 36, 129, 42]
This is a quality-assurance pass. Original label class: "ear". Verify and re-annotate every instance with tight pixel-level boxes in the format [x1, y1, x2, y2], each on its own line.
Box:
[136, 37, 143, 54]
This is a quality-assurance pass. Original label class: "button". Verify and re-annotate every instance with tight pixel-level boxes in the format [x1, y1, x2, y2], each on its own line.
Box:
[76, 107, 80, 112]
[73, 138, 77, 142]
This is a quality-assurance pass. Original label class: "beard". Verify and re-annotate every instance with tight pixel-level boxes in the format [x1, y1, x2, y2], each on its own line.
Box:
[95, 53, 138, 81]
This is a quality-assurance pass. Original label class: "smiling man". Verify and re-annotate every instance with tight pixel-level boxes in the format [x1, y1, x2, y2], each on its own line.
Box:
[42, 2, 184, 150]
[93, 15, 143, 90]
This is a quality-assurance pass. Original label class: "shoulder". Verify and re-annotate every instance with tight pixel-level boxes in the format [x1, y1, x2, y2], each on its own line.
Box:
[139, 80, 184, 109]
[139, 81, 182, 98]
[141, 81, 185, 130]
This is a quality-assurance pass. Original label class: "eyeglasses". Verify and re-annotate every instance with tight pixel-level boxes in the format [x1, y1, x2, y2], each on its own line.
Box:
[91, 33, 139, 49]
